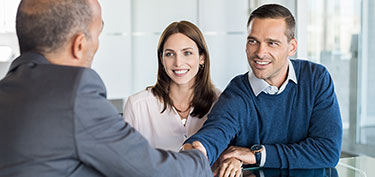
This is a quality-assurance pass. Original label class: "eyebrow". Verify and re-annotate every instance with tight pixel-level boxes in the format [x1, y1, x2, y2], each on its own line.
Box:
[247, 36, 282, 43]
[164, 49, 175, 52]
[164, 47, 194, 52]
[247, 36, 258, 41]
[181, 47, 194, 51]
[266, 38, 282, 43]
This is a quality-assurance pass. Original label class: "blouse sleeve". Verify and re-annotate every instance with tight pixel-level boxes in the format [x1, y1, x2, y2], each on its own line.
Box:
[123, 96, 138, 130]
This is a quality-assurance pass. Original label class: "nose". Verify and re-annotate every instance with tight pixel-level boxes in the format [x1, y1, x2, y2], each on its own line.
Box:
[255, 43, 267, 59]
[174, 53, 183, 67]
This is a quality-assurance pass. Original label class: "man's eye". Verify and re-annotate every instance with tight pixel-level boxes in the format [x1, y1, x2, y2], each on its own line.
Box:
[248, 39, 257, 45]
[184, 51, 192, 56]
[269, 42, 279, 47]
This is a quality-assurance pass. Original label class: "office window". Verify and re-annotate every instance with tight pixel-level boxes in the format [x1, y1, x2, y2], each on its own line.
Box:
[359, 0, 375, 146]
[307, 0, 360, 130]
[307, 0, 375, 155]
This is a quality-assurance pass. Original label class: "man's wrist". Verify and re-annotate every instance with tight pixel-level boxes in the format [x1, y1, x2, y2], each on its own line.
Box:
[250, 144, 265, 167]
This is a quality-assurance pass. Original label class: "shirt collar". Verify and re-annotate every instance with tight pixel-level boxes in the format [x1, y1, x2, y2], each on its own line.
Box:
[248, 59, 297, 96]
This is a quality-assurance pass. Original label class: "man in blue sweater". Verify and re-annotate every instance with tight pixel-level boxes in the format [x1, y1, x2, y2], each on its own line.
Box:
[184, 3, 342, 176]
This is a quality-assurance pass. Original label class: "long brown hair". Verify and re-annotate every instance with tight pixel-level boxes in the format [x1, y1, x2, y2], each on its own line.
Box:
[150, 20, 216, 118]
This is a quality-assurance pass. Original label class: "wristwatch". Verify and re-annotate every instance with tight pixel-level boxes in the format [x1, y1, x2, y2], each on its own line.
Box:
[250, 144, 263, 166]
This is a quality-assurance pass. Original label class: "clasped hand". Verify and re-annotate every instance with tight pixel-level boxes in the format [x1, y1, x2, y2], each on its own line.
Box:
[182, 143, 256, 177]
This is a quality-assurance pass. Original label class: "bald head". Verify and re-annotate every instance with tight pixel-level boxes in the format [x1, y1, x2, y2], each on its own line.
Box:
[16, 0, 93, 54]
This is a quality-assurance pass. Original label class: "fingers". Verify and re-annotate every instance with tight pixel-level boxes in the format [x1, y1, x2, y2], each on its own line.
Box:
[218, 158, 242, 177]
[236, 169, 242, 177]
[221, 146, 253, 165]
[236, 165, 242, 177]
[212, 160, 220, 176]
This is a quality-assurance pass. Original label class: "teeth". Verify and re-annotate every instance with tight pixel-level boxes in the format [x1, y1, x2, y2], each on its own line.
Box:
[256, 61, 270, 65]
[174, 70, 188, 74]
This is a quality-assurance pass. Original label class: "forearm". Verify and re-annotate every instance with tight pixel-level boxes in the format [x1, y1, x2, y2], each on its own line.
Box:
[264, 136, 341, 168]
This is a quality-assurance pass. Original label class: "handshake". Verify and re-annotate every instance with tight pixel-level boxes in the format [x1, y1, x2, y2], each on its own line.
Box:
[181, 141, 208, 158]
[181, 141, 256, 177]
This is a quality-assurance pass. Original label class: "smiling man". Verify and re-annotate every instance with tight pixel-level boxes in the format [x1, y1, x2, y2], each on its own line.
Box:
[185, 3, 342, 175]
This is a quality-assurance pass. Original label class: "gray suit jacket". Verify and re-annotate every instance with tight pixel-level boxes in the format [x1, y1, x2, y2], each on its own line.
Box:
[0, 52, 212, 177]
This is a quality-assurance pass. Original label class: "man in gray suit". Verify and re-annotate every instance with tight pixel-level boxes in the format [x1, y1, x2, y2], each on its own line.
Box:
[0, 0, 212, 176]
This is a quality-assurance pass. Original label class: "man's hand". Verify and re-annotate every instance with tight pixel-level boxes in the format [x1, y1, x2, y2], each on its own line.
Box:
[181, 143, 193, 151]
[212, 157, 242, 177]
[181, 141, 208, 159]
[221, 146, 255, 165]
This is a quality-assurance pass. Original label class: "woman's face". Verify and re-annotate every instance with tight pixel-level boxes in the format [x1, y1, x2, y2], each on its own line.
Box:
[162, 33, 204, 87]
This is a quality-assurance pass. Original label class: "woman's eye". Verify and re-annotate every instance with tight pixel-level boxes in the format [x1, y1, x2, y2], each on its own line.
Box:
[165, 52, 174, 57]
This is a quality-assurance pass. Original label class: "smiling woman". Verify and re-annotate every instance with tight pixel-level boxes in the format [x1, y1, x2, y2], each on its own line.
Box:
[161, 33, 204, 89]
[123, 20, 220, 152]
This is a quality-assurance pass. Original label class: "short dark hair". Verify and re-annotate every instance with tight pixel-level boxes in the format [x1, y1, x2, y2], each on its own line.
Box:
[16, 0, 93, 54]
[248, 4, 295, 41]
[152, 20, 217, 118]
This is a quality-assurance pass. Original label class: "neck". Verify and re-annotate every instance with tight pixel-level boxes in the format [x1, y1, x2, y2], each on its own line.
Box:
[42, 47, 86, 67]
[169, 83, 194, 111]
[264, 60, 289, 88]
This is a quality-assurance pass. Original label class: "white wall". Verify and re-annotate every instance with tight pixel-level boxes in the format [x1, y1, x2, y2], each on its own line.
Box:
[1, 0, 297, 101]
[92, 0, 250, 100]
[92, 0, 132, 99]
[0, 0, 20, 79]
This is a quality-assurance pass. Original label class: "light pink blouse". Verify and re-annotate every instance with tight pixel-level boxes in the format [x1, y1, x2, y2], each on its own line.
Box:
[123, 88, 220, 151]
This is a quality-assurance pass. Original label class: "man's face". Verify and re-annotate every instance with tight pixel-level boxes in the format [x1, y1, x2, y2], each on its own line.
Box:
[82, 0, 103, 68]
[246, 18, 297, 86]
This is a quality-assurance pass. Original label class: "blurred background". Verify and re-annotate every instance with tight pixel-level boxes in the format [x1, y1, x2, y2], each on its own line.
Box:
[1, 0, 374, 158]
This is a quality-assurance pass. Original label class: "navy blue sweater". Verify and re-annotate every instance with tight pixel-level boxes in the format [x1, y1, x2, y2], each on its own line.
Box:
[187, 59, 342, 169]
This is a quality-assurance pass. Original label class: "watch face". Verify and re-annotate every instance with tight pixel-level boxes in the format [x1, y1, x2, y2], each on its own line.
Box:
[251, 144, 262, 151]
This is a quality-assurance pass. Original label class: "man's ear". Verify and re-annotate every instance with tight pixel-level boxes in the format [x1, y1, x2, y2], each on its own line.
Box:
[288, 38, 297, 56]
[72, 33, 86, 60]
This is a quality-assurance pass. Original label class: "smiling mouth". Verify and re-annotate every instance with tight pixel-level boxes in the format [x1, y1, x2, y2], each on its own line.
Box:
[173, 69, 189, 76]
[255, 61, 271, 65]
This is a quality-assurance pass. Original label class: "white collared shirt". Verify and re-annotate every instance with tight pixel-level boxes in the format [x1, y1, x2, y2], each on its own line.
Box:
[248, 59, 298, 96]
[247, 59, 297, 167]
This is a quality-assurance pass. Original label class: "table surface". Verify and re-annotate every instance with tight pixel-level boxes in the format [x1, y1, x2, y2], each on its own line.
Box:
[241, 156, 375, 177]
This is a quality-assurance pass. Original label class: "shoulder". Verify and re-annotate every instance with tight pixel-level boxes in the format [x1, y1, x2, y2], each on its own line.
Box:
[127, 88, 159, 106]
[292, 59, 328, 73]
[73, 68, 107, 96]
[224, 73, 249, 90]
[291, 59, 330, 80]
[212, 73, 251, 111]
[31, 64, 104, 98]
[213, 87, 222, 97]
[222, 72, 251, 97]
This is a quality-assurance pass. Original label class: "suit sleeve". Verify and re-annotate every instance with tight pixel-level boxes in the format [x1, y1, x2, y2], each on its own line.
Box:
[73, 69, 213, 177]
[264, 69, 343, 168]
